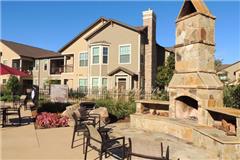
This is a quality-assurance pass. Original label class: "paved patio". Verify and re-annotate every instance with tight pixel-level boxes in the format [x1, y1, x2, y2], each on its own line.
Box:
[1, 109, 219, 160]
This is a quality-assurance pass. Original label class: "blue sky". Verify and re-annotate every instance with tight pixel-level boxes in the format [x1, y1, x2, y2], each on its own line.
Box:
[1, 1, 240, 64]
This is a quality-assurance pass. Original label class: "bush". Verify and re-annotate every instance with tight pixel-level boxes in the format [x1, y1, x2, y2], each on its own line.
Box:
[36, 112, 69, 128]
[96, 98, 136, 119]
[6, 76, 21, 95]
[224, 85, 240, 109]
[151, 89, 169, 101]
[37, 102, 72, 113]
[0, 95, 20, 102]
[68, 89, 86, 99]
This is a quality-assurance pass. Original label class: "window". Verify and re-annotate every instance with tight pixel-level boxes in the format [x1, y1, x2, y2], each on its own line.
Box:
[44, 64, 47, 70]
[2, 79, 6, 84]
[34, 79, 38, 85]
[119, 45, 131, 64]
[102, 47, 108, 64]
[79, 79, 88, 93]
[44, 60, 47, 70]
[92, 78, 99, 93]
[92, 47, 99, 64]
[79, 52, 88, 66]
[102, 78, 107, 91]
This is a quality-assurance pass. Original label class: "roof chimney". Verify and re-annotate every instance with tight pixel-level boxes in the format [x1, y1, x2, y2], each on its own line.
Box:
[142, 9, 157, 92]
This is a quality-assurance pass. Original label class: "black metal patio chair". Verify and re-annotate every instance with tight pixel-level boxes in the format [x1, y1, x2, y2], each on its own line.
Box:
[71, 112, 98, 150]
[84, 124, 126, 160]
[5, 105, 22, 126]
[126, 138, 177, 160]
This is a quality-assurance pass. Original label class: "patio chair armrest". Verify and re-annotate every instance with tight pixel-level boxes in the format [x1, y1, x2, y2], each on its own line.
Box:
[106, 136, 125, 144]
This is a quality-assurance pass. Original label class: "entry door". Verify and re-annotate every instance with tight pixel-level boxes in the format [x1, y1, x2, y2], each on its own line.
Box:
[118, 78, 126, 92]
[118, 78, 126, 101]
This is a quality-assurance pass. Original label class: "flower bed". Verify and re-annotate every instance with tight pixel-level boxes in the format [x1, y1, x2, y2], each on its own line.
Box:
[36, 112, 69, 128]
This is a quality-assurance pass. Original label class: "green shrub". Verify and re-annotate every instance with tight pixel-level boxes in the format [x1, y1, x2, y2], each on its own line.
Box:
[96, 98, 136, 119]
[6, 76, 21, 95]
[68, 89, 86, 99]
[0, 95, 20, 102]
[224, 85, 240, 109]
[151, 89, 169, 101]
[37, 102, 72, 113]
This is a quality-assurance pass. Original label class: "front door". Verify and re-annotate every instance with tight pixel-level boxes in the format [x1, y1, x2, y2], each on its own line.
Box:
[118, 78, 126, 100]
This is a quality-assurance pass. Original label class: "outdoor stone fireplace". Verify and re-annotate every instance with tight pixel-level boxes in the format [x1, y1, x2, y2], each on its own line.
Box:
[131, 1, 240, 159]
[168, 0, 224, 125]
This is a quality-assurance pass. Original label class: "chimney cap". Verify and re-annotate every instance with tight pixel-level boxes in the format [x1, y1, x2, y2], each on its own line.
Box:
[142, 9, 156, 17]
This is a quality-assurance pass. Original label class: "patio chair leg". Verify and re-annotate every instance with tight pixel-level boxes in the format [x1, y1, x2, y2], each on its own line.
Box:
[18, 109, 22, 126]
[84, 138, 89, 160]
[71, 129, 76, 148]
[83, 132, 85, 154]
[99, 151, 103, 160]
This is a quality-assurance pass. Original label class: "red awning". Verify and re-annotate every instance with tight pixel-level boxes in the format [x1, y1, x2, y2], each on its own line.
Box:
[0, 63, 30, 77]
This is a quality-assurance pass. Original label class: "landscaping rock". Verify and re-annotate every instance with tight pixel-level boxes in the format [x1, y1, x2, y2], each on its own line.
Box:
[89, 107, 109, 123]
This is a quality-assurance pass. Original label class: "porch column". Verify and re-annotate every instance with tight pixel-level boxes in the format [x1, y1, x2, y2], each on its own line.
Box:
[63, 56, 66, 73]
[19, 59, 22, 71]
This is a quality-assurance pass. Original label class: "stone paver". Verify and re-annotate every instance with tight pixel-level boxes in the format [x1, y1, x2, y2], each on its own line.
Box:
[1, 109, 218, 160]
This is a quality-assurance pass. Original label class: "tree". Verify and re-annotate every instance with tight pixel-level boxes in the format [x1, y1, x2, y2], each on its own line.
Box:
[6, 75, 21, 95]
[156, 54, 175, 89]
[223, 84, 240, 109]
[232, 85, 240, 108]
[215, 58, 223, 71]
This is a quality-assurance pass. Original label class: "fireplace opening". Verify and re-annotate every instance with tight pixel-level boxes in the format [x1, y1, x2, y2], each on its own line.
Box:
[175, 96, 198, 121]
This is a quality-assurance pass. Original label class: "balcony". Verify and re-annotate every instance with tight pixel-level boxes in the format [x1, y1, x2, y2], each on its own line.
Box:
[50, 59, 64, 75]
[12, 59, 33, 75]
[50, 66, 64, 75]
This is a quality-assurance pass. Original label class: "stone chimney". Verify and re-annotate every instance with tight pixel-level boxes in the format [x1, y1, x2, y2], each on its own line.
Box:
[168, 0, 223, 124]
[143, 9, 157, 93]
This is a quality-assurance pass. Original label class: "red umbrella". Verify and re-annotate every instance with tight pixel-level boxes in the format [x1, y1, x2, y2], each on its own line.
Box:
[0, 63, 30, 77]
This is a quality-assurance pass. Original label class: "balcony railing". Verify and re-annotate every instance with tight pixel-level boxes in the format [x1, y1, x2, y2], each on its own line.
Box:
[50, 66, 64, 75]
[64, 64, 74, 73]
[12, 66, 33, 75]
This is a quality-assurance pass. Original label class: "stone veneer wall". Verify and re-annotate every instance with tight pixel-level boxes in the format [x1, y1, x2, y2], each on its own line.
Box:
[143, 9, 157, 92]
[131, 114, 240, 160]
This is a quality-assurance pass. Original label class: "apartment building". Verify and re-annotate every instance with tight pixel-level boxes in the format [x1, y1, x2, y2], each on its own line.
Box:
[0, 40, 61, 90]
[217, 61, 240, 85]
[58, 9, 173, 94]
[0, 9, 174, 94]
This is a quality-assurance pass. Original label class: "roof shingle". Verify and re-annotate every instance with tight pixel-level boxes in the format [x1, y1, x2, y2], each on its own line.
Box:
[1, 40, 61, 59]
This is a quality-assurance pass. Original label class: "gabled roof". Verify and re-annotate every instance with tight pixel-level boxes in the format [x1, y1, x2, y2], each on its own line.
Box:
[177, 0, 214, 20]
[58, 17, 108, 52]
[1, 39, 61, 59]
[108, 66, 137, 76]
[217, 61, 240, 72]
[85, 19, 146, 40]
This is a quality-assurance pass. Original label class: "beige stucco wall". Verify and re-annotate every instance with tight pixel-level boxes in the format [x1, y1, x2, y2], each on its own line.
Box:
[59, 21, 106, 90]
[0, 42, 22, 85]
[32, 59, 53, 89]
[87, 23, 140, 90]
[88, 23, 140, 75]
[0, 42, 21, 66]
